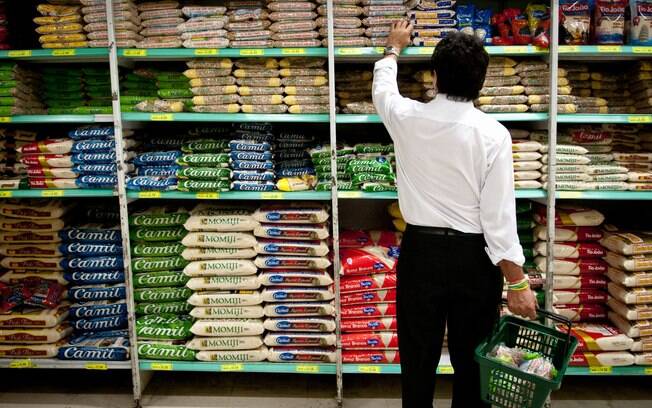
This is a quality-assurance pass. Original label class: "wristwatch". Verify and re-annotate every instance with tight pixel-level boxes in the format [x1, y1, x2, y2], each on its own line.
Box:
[384, 46, 400, 57]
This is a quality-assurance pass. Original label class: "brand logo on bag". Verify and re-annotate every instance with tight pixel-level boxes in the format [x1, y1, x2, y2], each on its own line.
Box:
[277, 321, 292, 330]
[276, 336, 292, 345]
[274, 305, 290, 314]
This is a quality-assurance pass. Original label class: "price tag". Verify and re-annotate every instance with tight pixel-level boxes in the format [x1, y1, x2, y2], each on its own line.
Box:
[8, 50, 31, 57]
[589, 366, 612, 374]
[416, 47, 434, 55]
[221, 363, 244, 371]
[628, 115, 652, 123]
[0, 191, 13, 197]
[150, 113, 174, 121]
[260, 192, 284, 199]
[281, 48, 306, 55]
[372, 47, 384, 54]
[196, 192, 219, 199]
[138, 191, 161, 199]
[296, 365, 319, 373]
[240, 49, 264, 56]
[41, 190, 64, 197]
[151, 362, 173, 371]
[9, 360, 34, 368]
[338, 48, 363, 55]
[506, 46, 529, 54]
[194, 49, 218, 56]
[339, 191, 362, 198]
[597, 45, 622, 53]
[124, 49, 147, 57]
[85, 363, 108, 370]
[559, 45, 580, 53]
[0, 117, 12, 123]
[357, 365, 381, 374]
[439, 366, 454, 374]
[558, 191, 583, 199]
[52, 49, 76, 56]
[633, 47, 652, 54]
[645, 367, 652, 375]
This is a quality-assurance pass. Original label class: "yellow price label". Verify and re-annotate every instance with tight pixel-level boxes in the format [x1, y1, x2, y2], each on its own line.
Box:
[589, 366, 612, 374]
[357, 365, 381, 374]
[0, 191, 13, 198]
[221, 363, 244, 371]
[150, 113, 174, 121]
[261, 192, 284, 199]
[194, 48, 218, 56]
[85, 363, 108, 370]
[196, 192, 219, 199]
[296, 365, 319, 373]
[633, 47, 652, 54]
[0, 116, 12, 123]
[52, 49, 76, 56]
[597, 45, 622, 53]
[507, 46, 529, 54]
[9, 360, 34, 368]
[645, 367, 652, 375]
[416, 47, 434, 55]
[558, 191, 583, 199]
[240, 49, 264, 56]
[7, 50, 32, 57]
[151, 362, 173, 371]
[628, 115, 652, 123]
[559, 45, 580, 53]
[138, 191, 161, 198]
[339, 191, 362, 198]
[439, 366, 454, 374]
[41, 190, 64, 197]
[282, 48, 306, 55]
[338, 48, 364, 55]
[124, 49, 147, 57]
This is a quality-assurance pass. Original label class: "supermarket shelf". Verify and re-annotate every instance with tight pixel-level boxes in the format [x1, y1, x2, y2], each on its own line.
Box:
[343, 364, 454, 374]
[127, 190, 331, 200]
[122, 112, 328, 123]
[558, 114, 652, 124]
[338, 191, 397, 199]
[0, 114, 113, 123]
[556, 191, 652, 200]
[0, 358, 130, 369]
[343, 364, 652, 375]
[516, 189, 546, 199]
[0, 189, 116, 198]
[0, 48, 108, 62]
[567, 366, 652, 375]
[118, 48, 327, 60]
[559, 45, 652, 59]
[334, 45, 547, 61]
[336, 113, 548, 123]
[140, 360, 335, 374]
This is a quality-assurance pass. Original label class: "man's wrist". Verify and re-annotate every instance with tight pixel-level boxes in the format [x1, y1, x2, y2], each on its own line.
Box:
[385, 45, 401, 57]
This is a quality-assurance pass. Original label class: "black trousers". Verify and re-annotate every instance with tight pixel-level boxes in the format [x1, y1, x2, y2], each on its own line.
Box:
[397, 224, 503, 408]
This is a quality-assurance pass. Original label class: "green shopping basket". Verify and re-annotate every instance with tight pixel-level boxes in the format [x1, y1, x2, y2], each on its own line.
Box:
[474, 308, 578, 408]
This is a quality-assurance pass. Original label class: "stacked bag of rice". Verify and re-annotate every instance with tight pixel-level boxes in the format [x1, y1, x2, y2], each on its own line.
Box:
[178, 5, 228, 49]
[131, 206, 196, 362]
[0, 200, 71, 360]
[339, 226, 401, 363]
[630, 61, 652, 114]
[254, 203, 336, 363]
[225, 0, 271, 49]
[615, 151, 652, 191]
[0, 63, 45, 116]
[133, 67, 192, 113]
[510, 130, 543, 190]
[318, 0, 367, 47]
[176, 136, 231, 193]
[603, 227, 652, 366]
[346, 144, 396, 192]
[0, 0, 9, 50]
[563, 63, 614, 114]
[311, 144, 355, 191]
[0, 128, 35, 190]
[229, 137, 275, 191]
[42, 65, 112, 115]
[120, 68, 159, 112]
[336, 69, 374, 114]
[518, 60, 576, 114]
[268, 0, 320, 48]
[476, 57, 527, 113]
[128, 150, 181, 192]
[363, 0, 407, 47]
[17, 125, 123, 190]
[409, 0, 456, 47]
[182, 204, 265, 363]
[274, 128, 318, 192]
[81, 0, 142, 48]
[186, 58, 239, 114]
[532, 204, 609, 323]
[35, 1, 87, 49]
[137, 0, 184, 49]
[281, 57, 329, 114]
[515, 201, 543, 295]
[235, 58, 285, 113]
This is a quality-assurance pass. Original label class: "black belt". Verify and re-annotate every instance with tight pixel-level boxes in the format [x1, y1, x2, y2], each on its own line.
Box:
[406, 224, 483, 237]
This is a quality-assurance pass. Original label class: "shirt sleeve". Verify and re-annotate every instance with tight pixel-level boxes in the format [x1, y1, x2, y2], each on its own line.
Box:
[480, 133, 526, 266]
[372, 57, 404, 130]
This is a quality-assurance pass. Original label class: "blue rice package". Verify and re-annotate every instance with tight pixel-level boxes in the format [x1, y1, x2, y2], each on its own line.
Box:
[72, 152, 116, 164]
[417, 0, 456, 10]
[61, 256, 123, 272]
[71, 139, 116, 153]
[67, 284, 127, 302]
[229, 151, 274, 161]
[69, 300, 128, 320]
[72, 163, 119, 175]
[456, 4, 475, 35]
[126, 176, 177, 191]
[68, 126, 114, 141]
[229, 140, 272, 152]
[145, 137, 186, 150]
[71, 314, 128, 333]
[60, 228, 122, 244]
[137, 165, 181, 177]
[232, 170, 276, 181]
[277, 167, 315, 177]
[64, 270, 125, 285]
[276, 131, 314, 143]
[474, 8, 492, 44]
[133, 151, 182, 167]
[230, 160, 274, 170]
[276, 159, 313, 169]
[59, 242, 122, 256]
[75, 175, 117, 189]
[231, 181, 276, 191]
[277, 150, 310, 161]
[57, 330, 130, 361]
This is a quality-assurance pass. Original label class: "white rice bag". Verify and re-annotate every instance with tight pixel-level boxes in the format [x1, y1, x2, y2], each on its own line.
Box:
[258, 270, 333, 287]
[254, 255, 331, 270]
[608, 282, 652, 305]
[254, 239, 329, 256]
[186, 336, 263, 350]
[264, 332, 336, 347]
[195, 346, 268, 362]
[190, 305, 264, 319]
[181, 232, 257, 248]
[263, 302, 336, 317]
[254, 224, 330, 240]
[190, 319, 265, 337]
[267, 347, 336, 363]
[181, 247, 257, 260]
[186, 275, 261, 291]
[263, 317, 336, 332]
[183, 259, 257, 277]
[253, 204, 329, 224]
[187, 291, 263, 307]
[606, 267, 652, 287]
[261, 287, 335, 303]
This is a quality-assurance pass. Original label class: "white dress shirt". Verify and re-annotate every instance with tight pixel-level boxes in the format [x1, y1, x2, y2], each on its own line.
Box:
[372, 57, 525, 266]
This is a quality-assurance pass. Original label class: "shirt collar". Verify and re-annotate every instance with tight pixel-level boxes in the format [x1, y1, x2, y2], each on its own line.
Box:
[432, 93, 474, 106]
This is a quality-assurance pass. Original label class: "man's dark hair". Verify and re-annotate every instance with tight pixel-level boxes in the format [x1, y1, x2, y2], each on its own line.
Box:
[430, 32, 489, 101]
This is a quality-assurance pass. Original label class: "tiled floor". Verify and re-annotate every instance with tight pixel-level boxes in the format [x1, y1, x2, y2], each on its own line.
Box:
[0, 371, 651, 407]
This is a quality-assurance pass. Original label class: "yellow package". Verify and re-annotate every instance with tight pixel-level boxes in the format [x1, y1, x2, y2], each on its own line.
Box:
[276, 176, 316, 192]
[487, 57, 518, 68]
[39, 34, 87, 44]
[34, 15, 81, 25]
[37, 4, 80, 17]
[36, 23, 83, 34]
[414, 70, 433, 83]
[42, 41, 88, 49]
[387, 202, 403, 219]
[393, 218, 406, 232]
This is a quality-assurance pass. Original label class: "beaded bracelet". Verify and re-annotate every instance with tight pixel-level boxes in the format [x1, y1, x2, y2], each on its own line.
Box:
[507, 278, 530, 292]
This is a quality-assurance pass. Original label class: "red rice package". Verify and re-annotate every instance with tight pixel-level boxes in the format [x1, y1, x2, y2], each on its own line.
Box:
[339, 246, 396, 276]
[593, 0, 627, 45]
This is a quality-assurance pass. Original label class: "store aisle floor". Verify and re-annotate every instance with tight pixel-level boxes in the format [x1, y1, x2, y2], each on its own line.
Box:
[0, 371, 650, 407]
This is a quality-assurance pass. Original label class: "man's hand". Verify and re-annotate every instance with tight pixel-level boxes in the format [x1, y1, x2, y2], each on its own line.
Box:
[386, 20, 413, 52]
[507, 288, 537, 320]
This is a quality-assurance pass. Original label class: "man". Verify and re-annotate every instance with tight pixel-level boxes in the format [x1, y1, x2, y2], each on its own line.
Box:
[372, 22, 538, 408]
